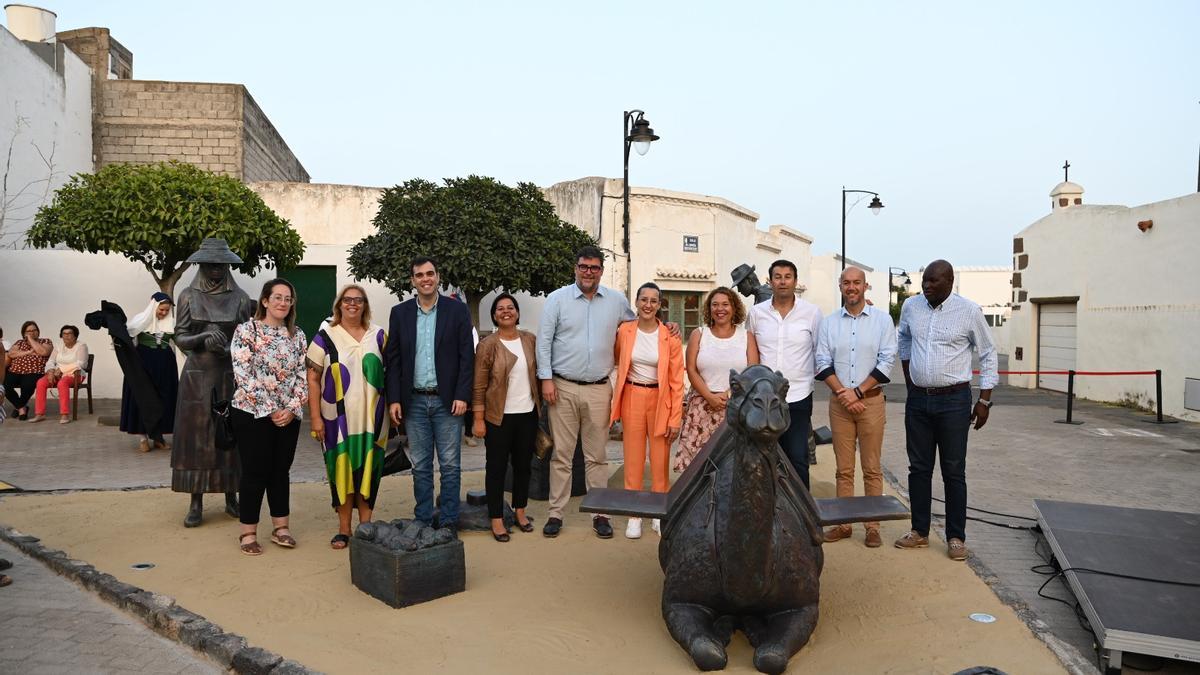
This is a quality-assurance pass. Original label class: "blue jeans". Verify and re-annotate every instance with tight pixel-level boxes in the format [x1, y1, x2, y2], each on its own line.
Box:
[904, 386, 972, 541]
[406, 393, 462, 527]
[778, 394, 813, 489]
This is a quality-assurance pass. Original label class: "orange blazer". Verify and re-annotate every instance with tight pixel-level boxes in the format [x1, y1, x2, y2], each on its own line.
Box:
[609, 320, 685, 436]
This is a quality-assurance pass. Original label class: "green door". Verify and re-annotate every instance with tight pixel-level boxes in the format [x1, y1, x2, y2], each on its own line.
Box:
[283, 265, 337, 340]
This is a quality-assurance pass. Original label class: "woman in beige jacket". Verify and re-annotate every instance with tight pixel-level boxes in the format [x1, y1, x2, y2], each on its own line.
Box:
[472, 293, 540, 542]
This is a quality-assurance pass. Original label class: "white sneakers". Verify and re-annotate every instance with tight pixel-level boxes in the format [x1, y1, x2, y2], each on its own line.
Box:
[626, 518, 662, 539]
[626, 518, 642, 539]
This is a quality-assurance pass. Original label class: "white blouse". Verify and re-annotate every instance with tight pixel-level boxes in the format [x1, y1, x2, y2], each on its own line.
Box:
[695, 326, 748, 393]
[629, 328, 660, 384]
[47, 342, 90, 378]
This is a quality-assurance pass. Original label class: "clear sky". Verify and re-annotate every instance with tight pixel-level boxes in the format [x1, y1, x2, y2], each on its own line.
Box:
[35, 1, 1200, 271]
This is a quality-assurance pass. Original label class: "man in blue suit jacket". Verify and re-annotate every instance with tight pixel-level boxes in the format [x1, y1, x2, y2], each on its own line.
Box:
[385, 257, 475, 529]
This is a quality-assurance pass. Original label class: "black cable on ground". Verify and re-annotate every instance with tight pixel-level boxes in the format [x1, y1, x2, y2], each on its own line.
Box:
[930, 512, 1037, 531]
[931, 496, 1037, 522]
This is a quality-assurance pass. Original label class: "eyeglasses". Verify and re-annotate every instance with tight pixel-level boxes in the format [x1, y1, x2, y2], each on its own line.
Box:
[269, 294, 294, 305]
[576, 264, 603, 274]
[341, 297, 365, 306]
[24, 329, 38, 334]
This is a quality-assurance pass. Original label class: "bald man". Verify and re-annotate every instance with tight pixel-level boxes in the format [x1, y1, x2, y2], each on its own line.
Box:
[815, 267, 897, 548]
[895, 260, 998, 561]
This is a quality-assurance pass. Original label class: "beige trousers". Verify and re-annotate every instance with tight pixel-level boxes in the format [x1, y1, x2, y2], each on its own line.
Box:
[828, 395, 886, 530]
[547, 377, 613, 520]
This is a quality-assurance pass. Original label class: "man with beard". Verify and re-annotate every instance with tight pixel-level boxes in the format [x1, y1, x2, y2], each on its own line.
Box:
[815, 266, 896, 548]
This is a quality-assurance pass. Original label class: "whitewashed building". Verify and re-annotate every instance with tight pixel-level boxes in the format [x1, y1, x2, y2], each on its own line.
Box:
[1007, 176, 1200, 421]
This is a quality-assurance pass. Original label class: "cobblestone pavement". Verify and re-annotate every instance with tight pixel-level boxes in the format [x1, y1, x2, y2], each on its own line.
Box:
[836, 384, 1200, 674]
[0, 540, 220, 674]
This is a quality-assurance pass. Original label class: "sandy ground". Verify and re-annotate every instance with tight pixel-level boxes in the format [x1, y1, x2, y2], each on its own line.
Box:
[0, 447, 1066, 675]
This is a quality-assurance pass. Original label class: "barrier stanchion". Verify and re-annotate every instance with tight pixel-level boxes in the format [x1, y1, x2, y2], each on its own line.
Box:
[1054, 370, 1084, 425]
[1143, 369, 1178, 424]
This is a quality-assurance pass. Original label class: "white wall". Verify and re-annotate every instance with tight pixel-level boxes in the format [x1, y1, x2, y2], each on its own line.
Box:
[0, 26, 93, 247]
[1008, 193, 1200, 421]
[803, 254, 890, 318]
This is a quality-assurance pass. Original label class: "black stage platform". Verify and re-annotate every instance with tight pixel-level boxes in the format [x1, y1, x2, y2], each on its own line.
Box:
[1033, 499, 1200, 673]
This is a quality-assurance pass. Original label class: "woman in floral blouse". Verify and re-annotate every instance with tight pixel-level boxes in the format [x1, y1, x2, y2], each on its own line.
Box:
[4, 321, 54, 420]
[230, 279, 308, 556]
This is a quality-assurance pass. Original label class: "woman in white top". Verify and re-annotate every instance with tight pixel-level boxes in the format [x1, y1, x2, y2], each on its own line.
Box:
[609, 282, 685, 539]
[676, 287, 758, 471]
[472, 293, 540, 542]
[32, 325, 89, 424]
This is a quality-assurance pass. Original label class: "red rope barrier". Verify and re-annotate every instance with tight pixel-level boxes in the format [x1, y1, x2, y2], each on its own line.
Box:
[971, 370, 1157, 376]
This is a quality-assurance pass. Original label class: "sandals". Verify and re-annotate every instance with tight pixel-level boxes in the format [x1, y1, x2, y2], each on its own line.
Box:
[0, 574, 11, 587]
[330, 533, 350, 550]
[271, 526, 297, 548]
[239, 533, 262, 556]
[138, 439, 151, 453]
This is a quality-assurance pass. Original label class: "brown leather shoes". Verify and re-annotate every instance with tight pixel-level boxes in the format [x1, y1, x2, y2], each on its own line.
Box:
[865, 529, 882, 548]
[894, 530, 929, 549]
[947, 538, 968, 561]
[822, 525, 852, 543]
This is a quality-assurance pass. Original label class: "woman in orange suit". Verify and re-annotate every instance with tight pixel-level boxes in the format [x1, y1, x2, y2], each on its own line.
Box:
[610, 282, 684, 540]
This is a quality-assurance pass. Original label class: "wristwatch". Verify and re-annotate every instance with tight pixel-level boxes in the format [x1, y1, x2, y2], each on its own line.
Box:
[976, 399, 993, 409]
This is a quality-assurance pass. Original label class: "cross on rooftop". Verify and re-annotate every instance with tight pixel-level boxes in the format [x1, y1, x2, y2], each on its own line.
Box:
[1063, 160, 1070, 182]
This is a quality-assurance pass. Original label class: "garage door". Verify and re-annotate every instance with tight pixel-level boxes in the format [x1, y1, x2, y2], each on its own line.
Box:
[1037, 303, 1077, 392]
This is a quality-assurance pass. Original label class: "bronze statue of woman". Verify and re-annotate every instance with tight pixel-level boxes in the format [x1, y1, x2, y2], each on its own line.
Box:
[171, 239, 255, 527]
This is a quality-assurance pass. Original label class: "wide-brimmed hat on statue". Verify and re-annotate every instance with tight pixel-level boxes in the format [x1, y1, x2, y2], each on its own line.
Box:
[730, 263, 757, 287]
[185, 238, 243, 265]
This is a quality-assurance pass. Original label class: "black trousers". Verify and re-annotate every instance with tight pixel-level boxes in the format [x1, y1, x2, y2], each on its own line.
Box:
[4, 372, 40, 411]
[484, 411, 537, 519]
[777, 395, 814, 489]
[232, 408, 300, 526]
[905, 387, 973, 541]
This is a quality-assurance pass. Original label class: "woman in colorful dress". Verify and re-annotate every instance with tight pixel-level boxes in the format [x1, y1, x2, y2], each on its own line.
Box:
[306, 284, 389, 550]
[676, 287, 758, 472]
[230, 278, 308, 556]
[3, 321, 53, 420]
[120, 292, 179, 451]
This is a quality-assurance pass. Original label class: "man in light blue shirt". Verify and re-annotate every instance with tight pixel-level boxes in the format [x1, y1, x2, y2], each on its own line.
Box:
[894, 259, 998, 562]
[815, 266, 897, 548]
[536, 245, 635, 539]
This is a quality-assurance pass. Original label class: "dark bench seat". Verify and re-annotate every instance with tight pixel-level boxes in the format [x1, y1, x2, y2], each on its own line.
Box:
[580, 488, 907, 527]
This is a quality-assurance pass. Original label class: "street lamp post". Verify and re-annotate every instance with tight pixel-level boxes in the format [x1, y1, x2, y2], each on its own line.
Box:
[841, 188, 884, 270]
[623, 110, 660, 297]
[889, 266, 912, 307]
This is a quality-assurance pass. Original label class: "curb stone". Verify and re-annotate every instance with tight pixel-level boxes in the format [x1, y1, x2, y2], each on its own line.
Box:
[0, 523, 322, 674]
[879, 468, 1098, 675]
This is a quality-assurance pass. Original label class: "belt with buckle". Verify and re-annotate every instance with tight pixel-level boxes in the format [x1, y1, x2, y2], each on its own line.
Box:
[626, 380, 659, 389]
[861, 387, 882, 399]
[412, 387, 439, 395]
[915, 382, 970, 396]
[554, 373, 609, 386]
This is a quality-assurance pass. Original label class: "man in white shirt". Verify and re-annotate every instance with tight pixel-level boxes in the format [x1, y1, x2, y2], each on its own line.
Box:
[745, 259, 823, 488]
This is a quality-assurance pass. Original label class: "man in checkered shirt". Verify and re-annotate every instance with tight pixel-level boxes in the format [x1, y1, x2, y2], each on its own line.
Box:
[894, 260, 998, 561]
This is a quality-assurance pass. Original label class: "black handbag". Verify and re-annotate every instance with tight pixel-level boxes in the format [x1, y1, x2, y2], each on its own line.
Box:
[211, 389, 236, 451]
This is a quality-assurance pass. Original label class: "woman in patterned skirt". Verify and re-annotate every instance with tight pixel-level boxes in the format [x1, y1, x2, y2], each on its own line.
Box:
[306, 284, 389, 550]
[675, 287, 758, 472]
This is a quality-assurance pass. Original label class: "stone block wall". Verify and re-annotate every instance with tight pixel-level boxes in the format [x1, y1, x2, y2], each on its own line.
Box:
[97, 80, 243, 176]
[94, 81, 307, 182]
[242, 91, 308, 182]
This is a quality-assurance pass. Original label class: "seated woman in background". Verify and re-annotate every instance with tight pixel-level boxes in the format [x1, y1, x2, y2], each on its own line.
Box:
[32, 325, 89, 424]
[120, 292, 178, 451]
[4, 321, 54, 421]
[676, 287, 757, 472]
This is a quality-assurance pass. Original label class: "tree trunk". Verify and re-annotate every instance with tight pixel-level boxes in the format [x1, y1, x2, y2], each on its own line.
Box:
[466, 293, 482, 333]
[148, 263, 190, 300]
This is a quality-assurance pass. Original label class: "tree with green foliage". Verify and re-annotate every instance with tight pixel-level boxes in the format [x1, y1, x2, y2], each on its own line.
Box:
[348, 175, 596, 327]
[28, 161, 304, 296]
[890, 285, 915, 325]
